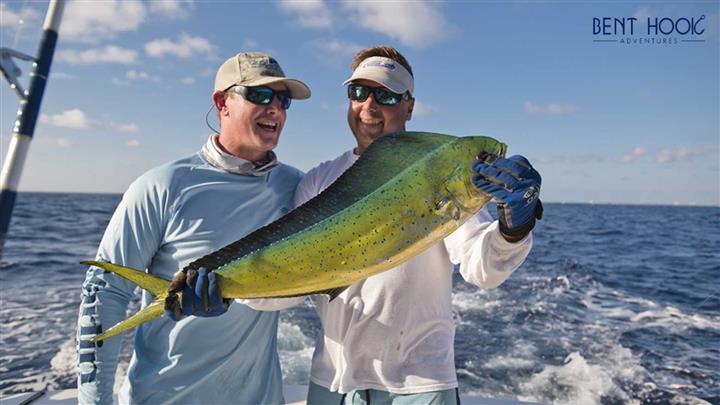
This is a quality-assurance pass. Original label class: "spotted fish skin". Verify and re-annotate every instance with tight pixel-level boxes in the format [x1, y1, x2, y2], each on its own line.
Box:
[216, 134, 505, 297]
[85, 132, 506, 341]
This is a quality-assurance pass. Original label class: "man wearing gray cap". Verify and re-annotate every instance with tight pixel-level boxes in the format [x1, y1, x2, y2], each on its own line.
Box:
[76, 52, 310, 404]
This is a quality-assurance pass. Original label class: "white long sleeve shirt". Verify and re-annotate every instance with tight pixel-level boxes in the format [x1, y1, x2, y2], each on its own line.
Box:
[247, 149, 532, 394]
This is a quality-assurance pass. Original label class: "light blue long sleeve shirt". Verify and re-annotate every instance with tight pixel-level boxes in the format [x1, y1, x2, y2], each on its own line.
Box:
[77, 149, 302, 404]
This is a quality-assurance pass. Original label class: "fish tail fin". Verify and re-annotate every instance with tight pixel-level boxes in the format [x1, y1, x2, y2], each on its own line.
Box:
[81, 260, 169, 297]
[81, 260, 171, 342]
[92, 299, 165, 342]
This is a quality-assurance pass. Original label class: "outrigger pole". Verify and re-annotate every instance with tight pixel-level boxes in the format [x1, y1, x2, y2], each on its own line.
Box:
[0, 0, 65, 257]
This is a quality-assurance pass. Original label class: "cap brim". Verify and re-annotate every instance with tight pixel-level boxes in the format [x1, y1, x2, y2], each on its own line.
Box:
[244, 77, 311, 100]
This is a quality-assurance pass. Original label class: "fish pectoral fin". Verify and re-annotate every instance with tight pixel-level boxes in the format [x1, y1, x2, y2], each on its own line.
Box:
[314, 286, 351, 301]
[435, 194, 461, 220]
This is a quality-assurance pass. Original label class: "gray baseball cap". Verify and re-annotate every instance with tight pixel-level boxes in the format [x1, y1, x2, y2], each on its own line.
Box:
[215, 52, 311, 99]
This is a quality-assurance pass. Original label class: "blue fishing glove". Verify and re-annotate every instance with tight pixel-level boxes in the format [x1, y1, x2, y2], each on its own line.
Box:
[165, 267, 231, 321]
[472, 153, 543, 240]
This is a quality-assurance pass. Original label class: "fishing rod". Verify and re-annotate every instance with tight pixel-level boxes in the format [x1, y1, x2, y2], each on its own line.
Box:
[0, 0, 65, 258]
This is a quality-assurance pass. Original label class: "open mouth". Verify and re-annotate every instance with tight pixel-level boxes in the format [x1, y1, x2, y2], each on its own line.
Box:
[257, 121, 278, 132]
[360, 118, 383, 127]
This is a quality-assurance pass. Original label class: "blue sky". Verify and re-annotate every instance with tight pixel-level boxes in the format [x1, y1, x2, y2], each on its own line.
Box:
[1, 0, 718, 206]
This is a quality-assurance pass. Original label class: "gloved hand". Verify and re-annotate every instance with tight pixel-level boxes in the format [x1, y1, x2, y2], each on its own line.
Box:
[165, 267, 231, 321]
[472, 153, 543, 241]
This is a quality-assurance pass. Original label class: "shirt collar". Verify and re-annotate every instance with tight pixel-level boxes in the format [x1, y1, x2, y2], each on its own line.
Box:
[200, 134, 278, 176]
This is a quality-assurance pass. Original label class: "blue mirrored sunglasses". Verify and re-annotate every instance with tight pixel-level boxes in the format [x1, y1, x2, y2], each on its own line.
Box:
[227, 85, 292, 110]
[347, 84, 409, 106]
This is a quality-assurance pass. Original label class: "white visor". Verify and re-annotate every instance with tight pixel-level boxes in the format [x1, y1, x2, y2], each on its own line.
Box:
[343, 56, 414, 96]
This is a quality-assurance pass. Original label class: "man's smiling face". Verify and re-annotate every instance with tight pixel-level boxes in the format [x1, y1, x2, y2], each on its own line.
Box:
[347, 79, 414, 154]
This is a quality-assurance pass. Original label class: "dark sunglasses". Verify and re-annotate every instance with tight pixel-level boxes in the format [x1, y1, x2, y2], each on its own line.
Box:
[347, 84, 409, 106]
[227, 85, 292, 110]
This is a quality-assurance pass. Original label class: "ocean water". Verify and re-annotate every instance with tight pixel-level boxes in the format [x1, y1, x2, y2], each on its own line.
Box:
[0, 192, 718, 405]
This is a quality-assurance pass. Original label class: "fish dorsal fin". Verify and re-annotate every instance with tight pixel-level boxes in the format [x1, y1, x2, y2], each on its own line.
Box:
[187, 132, 457, 271]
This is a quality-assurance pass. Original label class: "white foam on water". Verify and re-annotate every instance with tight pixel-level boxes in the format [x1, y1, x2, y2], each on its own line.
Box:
[516, 349, 644, 405]
[49, 338, 130, 395]
[114, 361, 130, 394]
[619, 295, 661, 308]
[451, 290, 503, 313]
[49, 339, 76, 378]
[582, 284, 720, 332]
[485, 341, 538, 370]
[581, 287, 641, 320]
[485, 356, 536, 370]
[277, 320, 314, 384]
[666, 392, 714, 405]
[631, 306, 720, 330]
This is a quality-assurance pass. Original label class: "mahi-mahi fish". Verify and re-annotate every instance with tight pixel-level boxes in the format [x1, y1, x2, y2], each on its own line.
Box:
[82, 131, 506, 341]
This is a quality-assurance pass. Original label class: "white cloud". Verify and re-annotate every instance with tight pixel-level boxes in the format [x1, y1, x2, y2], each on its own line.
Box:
[111, 122, 139, 133]
[149, 0, 194, 20]
[656, 147, 698, 164]
[40, 108, 141, 137]
[40, 109, 92, 129]
[126, 70, 149, 80]
[61, 0, 145, 43]
[37, 136, 75, 148]
[306, 38, 364, 63]
[123, 70, 160, 82]
[413, 101, 438, 117]
[278, 1, 452, 48]
[127, 139, 140, 147]
[622, 146, 647, 163]
[181, 77, 195, 84]
[342, 1, 452, 48]
[145, 33, 216, 59]
[56, 46, 138, 65]
[656, 149, 674, 163]
[0, 3, 40, 28]
[621, 145, 707, 165]
[525, 101, 582, 115]
[278, 0, 332, 29]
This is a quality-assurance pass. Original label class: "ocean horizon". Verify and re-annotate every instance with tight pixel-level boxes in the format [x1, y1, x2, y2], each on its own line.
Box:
[11, 190, 720, 208]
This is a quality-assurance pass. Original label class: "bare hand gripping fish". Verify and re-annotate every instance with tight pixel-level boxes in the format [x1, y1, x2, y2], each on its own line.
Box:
[82, 132, 506, 341]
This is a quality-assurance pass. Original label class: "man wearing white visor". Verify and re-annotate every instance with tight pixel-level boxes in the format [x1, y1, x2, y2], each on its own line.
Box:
[248, 46, 541, 403]
[182, 46, 543, 404]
